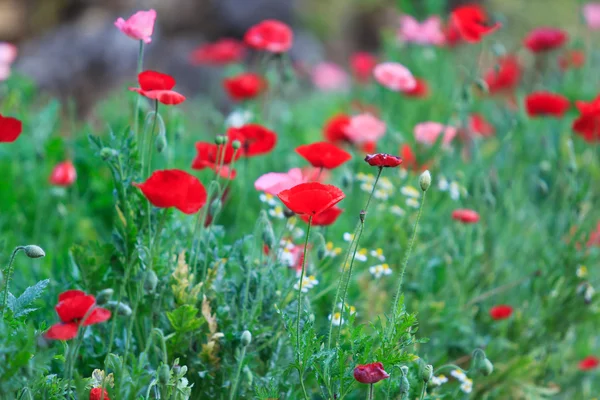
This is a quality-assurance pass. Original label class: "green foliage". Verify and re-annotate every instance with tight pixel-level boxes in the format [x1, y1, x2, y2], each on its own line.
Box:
[6, 279, 50, 318]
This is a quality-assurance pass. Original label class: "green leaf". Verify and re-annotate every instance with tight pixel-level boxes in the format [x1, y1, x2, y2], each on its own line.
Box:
[167, 305, 204, 333]
[11, 279, 50, 317]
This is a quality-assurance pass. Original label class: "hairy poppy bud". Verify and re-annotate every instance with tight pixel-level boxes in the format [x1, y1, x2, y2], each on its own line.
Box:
[232, 140, 242, 150]
[100, 147, 118, 160]
[158, 364, 170, 385]
[179, 365, 188, 375]
[401, 365, 409, 375]
[210, 199, 222, 216]
[241, 330, 252, 346]
[314, 232, 327, 261]
[399, 375, 410, 395]
[215, 135, 226, 145]
[419, 170, 431, 192]
[23, 245, 45, 259]
[155, 132, 167, 153]
[422, 364, 433, 382]
[481, 358, 494, 376]
[262, 220, 275, 248]
[107, 301, 132, 317]
[143, 269, 158, 293]
[96, 289, 114, 305]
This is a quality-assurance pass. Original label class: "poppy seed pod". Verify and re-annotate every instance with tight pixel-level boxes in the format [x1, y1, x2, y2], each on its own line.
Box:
[215, 135, 226, 145]
[95, 289, 114, 305]
[232, 139, 242, 150]
[422, 364, 433, 382]
[482, 358, 494, 376]
[155, 132, 167, 153]
[143, 269, 158, 293]
[158, 364, 170, 385]
[23, 245, 46, 259]
[419, 170, 431, 192]
[107, 301, 133, 317]
[241, 330, 252, 346]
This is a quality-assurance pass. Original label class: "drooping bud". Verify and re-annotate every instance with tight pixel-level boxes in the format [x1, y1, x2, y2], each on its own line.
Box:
[481, 358, 494, 376]
[210, 199, 222, 216]
[107, 301, 132, 317]
[23, 245, 45, 259]
[158, 364, 170, 385]
[232, 140, 242, 150]
[241, 330, 252, 347]
[422, 364, 433, 383]
[262, 219, 275, 248]
[96, 289, 114, 305]
[399, 374, 410, 396]
[419, 170, 431, 192]
[155, 132, 167, 153]
[314, 232, 327, 261]
[473, 78, 489, 94]
[143, 269, 158, 293]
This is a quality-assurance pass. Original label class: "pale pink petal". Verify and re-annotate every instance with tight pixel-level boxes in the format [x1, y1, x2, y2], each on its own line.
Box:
[414, 122, 457, 146]
[398, 15, 445, 45]
[0, 65, 11, 81]
[312, 62, 349, 92]
[373, 62, 416, 92]
[344, 113, 387, 144]
[114, 9, 157, 43]
[583, 3, 600, 30]
[254, 168, 306, 195]
[0, 43, 18, 64]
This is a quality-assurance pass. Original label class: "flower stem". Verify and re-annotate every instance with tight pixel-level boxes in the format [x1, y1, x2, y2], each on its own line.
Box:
[389, 192, 426, 337]
[369, 383, 375, 400]
[295, 216, 313, 359]
[419, 382, 426, 400]
[1, 246, 24, 317]
[133, 40, 145, 144]
[229, 345, 248, 400]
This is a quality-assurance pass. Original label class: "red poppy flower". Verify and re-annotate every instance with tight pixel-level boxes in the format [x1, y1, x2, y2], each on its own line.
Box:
[524, 28, 567, 53]
[489, 304, 513, 320]
[444, 18, 462, 47]
[0, 114, 22, 143]
[469, 113, 495, 137]
[573, 95, 600, 142]
[49, 161, 77, 187]
[192, 141, 240, 179]
[587, 222, 600, 247]
[45, 290, 111, 341]
[323, 114, 352, 143]
[400, 144, 429, 172]
[364, 153, 402, 168]
[558, 50, 585, 71]
[133, 169, 208, 214]
[227, 124, 277, 156]
[484, 56, 521, 94]
[578, 356, 599, 371]
[525, 92, 570, 118]
[450, 5, 501, 43]
[403, 78, 429, 98]
[129, 70, 186, 105]
[452, 209, 480, 224]
[190, 38, 245, 65]
[244, 19, 293, 53]
[300, 206, 343, 226]
[223, 73, 266, 101]
[90, 388, 110, 400]
[353, 362, 390, 384]
[296, 142, 352, 170]
[277, 182, 345, 216]
[350, 52, 377, 84]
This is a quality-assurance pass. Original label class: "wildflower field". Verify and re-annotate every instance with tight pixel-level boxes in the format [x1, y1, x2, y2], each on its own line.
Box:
[2, 2, 600, 399]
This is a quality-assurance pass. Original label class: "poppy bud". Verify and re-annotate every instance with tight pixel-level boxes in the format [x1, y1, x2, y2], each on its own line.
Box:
[155, 132, 167, 153]
[283, 208, 295, 218]
[179, 365, 188, 375]
[215, 135, 226, 145]
[262, 220, 275, 248]
[473, 78, 489, 94]
[491, 43, 506, 57]
[241, 330, 252, 346]
[359, 210, 366, 223]
[23, 245, 45, 259]
[143, 269, 158, 293]
[100, 147, 118, 160]
[107, 301, 132, 317]
[96, 288, 114, 305]
[401, 365, 409, 375]
[232, 140, 242, 150]
[537, 179, 549, 196]
[210, 198, 222, 216]
[158, 364, 170, 385]
[172, 365, 181, 375]
[399, 375, 410, 395]
[422, 364, 433, 382]
[481, 358, 494, 376]
[419, 170, 431, 192]
[314, 232, 327, 261]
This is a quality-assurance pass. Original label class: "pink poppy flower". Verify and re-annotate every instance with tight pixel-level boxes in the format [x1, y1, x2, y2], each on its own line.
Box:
[344, 114, 387, 144]
[114, 9, 157, 44]
[414, 122, 457, 146]
[398, 15, 445, 46]
[254, 168, 306, 195]
[0, 42, 17, 81]
[583, 3, 600, 30]
[373, 62, 416, 92]
[311, 62, 349, 92]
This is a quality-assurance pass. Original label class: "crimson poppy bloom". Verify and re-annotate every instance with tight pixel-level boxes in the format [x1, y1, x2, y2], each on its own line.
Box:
[484, 56, 521, 94]
[277, 182, 345, 216]
[323, 114, 352, 143]
[300, 206, 343, 226]
[192, 141, 240, 179]
[573, 95, 600, 142]
[350, 52, 377, 83]
[524, 27, 567, 53]
[578, 356, 599, 371]
[452, 209, 480, 224]
[90, 388, 110, 400]
[469, 113, 495, 137]
[190, 38, 245, 65]
[364, 153, 403, 168]
[444, 18, 462, 47]
[558, 50, 585, 71]
[525, 92, 570, 118]
[133, 169, 208, 214]
[49, 161, 77, 187]
[0, 114, 22, 143]
[227, 124, 277, 156]
[45, 290, 111, 341]
[296, 142, 352, 170]
[223, 73, 266, 101]
[489, 304, 513, 320]
[244, 19, 293, 53]
[403, 78, 429, 98]
[129, 70, 186, 105]
[450, 5, 501, 43]
[400, 144, 429, 172]
[353, 362, 390, 384]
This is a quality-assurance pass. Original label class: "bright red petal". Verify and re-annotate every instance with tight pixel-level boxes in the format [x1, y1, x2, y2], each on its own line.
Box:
[82, 307, 111, 326]
[45, 322, 80, 340]
[278, 182, 345, 216]
[295, 142, 352, 169]
[56, 295, 95, 322]
[138, 70, 176, 91]
[58, 290, 87, 302]
[0, 114, 22, 143]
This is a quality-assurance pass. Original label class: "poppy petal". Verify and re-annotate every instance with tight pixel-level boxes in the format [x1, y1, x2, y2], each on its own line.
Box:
[0, 114, 23, 143]
[138, 70, 176, 91]
[45, 322, 80, 340]
[82, 307, 112, 326]
[56, 294, 95, 322]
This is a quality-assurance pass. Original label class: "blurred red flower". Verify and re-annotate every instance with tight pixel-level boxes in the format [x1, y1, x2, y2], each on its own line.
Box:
[223, 73, 266, 101]
[573, 95, 600, 142]
[403, 78, 429, 98]
[323, 114, 352, 143]
[444, 18, 462, 47]
[45, 290, 111, 341]
[353, 362, 390, 384]
[469, 113, 495, 137]
[296, 142, 352, 169]
[452, 209, 480, 224]
[484, 56, 521, 94]
[558, 50, 585, 71]
[364, 153, 403, 168]
[133, 169, 208, 214]
[0, 114, 22, 143]
[227, 124, 277, 156]
[129, 70, 186, 105]
[450, 5, 501, 43]
[587, 222, 600, 247]
[277, 182, 345, 216]
[89, 388, 110, 400]
[49, 161, 77, 187]
[300, 206, 343, 226]
[244, 20, 293, 53]
[525, 92, 570, 118]
[578, 356, 599, 371]
[190, 38, 245, 65]
[192, 141, 240, 178]
[524, 28, 567, 53]
[489, 304, 513, 320]
[350, 52, 377, 83]
[400, 144, 429, 172]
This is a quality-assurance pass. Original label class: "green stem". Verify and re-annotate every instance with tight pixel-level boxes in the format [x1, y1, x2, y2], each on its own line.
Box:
[1, 246, 24, 317]
[229, 345, 248, 400]
[295, 216, 313, 359]
[298, 370, 310, 400]
[419, 382, 426, 400]
[134, 40, 145, 144]
[369, 383, 375, 400]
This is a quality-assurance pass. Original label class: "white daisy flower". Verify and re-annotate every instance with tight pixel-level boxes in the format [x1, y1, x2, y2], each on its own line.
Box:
[438, 177, 449, 191]
[577, 265, 588, 278]
[450, 369, 467, 382]
[329, 312, 343, 326]
[460, 378, 473, 394]
[401, 185, 421, 198]
[259, 193, 278, 206]
[343, 232, 354, 242]
[355, 249, 368, 262]
[370, 248, 385, 261]
[369, 263, 392, 278]
[390, 205, 405, 217]
[360, 182, 374, 192]
[269, 206, 285, 219]
[374, 189, 389, 200]
[449, 181, 461, 200]
[406, 198, 420, 208]
[429, 374, 448, 387]
[325, 242, 342, 257]
[225, 109, 253, 128]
